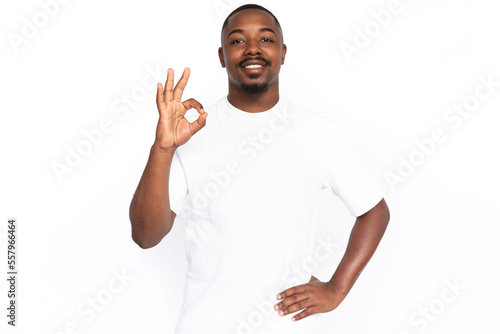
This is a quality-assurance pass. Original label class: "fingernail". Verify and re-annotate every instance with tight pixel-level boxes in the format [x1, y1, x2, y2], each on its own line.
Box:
[277, 294, 281, 299]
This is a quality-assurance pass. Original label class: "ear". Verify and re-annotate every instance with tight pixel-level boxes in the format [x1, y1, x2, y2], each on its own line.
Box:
[281, 44, 287, 65]
[218, 47, 226, 68]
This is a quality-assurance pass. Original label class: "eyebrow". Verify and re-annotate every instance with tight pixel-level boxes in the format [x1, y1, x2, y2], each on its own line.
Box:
[226, 27, 277, 40]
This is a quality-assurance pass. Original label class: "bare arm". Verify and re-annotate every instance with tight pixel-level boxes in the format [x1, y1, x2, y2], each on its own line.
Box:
[129, 146, 177, 249]
[328, 197, 390, 296]
[274, 198, 390, 321]
[129, 68, 207, 249]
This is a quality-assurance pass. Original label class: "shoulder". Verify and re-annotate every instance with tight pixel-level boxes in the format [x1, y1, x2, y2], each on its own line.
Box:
[279, 97, 347, 140]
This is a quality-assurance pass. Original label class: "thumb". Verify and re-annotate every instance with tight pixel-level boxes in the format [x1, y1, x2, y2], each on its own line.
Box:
[190, 111, 208, 135]
[309, 275, 320, 282]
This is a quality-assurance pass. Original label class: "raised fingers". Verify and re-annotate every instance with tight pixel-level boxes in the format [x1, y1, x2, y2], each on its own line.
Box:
[164, 68, 175, 103]
[173, 67, 190, 102]
[156, 82, 166, 112]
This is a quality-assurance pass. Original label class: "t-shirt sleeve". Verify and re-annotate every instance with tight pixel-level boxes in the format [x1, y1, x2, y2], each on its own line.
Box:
[320, 122, 383, 217]
[169, 151, 188, 215]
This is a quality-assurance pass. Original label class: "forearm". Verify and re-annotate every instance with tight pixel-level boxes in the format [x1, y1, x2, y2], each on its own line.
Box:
[329, 198, 390, 297]
[129, 144, 177, 248]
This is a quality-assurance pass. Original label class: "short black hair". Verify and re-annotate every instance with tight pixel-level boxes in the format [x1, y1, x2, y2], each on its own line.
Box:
[220, 4, 282, 44]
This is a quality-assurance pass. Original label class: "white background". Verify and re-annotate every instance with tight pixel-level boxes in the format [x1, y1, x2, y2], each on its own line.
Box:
[1, 0, 499, 333]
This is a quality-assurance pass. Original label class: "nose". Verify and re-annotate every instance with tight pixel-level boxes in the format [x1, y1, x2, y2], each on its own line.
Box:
[244, 39, 262, 56]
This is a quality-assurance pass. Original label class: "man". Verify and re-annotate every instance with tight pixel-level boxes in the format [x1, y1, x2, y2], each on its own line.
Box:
[129, 4, 390, 333]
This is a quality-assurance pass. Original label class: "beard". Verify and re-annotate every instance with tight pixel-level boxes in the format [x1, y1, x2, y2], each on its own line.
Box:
[240, 80, 269, 97]
[237, 57, 271, 96]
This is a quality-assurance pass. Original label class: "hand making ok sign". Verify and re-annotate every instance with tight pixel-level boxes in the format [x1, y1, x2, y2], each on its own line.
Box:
[154, 67, 208, 151]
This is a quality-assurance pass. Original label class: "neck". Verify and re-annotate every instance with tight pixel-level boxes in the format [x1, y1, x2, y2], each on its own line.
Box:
[227, 80, 280, 113]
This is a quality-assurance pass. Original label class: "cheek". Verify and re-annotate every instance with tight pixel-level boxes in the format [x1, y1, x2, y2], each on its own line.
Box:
[223, 51, 235, 62]
[270, 49, 283, 62]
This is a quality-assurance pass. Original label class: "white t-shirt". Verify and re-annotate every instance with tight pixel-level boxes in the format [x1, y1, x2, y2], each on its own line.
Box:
[169, 96, 383, 334]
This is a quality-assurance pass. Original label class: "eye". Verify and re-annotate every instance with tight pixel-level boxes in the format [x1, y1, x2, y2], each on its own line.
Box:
[261, 37, 273, 43]
[231, 39, 244, 44]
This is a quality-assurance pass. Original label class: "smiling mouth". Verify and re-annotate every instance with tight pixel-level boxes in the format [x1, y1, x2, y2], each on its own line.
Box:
[244, 64, 263, 69]
[239, 57, 270, 69]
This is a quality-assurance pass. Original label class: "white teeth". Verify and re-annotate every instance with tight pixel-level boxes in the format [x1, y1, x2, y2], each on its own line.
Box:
[245, 64, 262, 69]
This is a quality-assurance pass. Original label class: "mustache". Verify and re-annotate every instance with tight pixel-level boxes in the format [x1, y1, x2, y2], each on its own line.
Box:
[238, 57, 271, 67]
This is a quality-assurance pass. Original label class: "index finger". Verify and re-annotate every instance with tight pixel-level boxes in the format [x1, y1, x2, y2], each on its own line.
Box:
[173, 67, 190, 102]
[164, 68, 175, 104]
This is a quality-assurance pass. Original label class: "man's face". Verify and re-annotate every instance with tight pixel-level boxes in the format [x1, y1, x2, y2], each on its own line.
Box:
[219, 9, 287, 96]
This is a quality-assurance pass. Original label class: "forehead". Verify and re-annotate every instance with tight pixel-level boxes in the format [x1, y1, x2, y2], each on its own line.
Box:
[224, 9, 281, 37]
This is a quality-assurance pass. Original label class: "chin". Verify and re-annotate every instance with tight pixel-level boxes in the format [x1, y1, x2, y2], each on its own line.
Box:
[240, 82, 269, 96]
